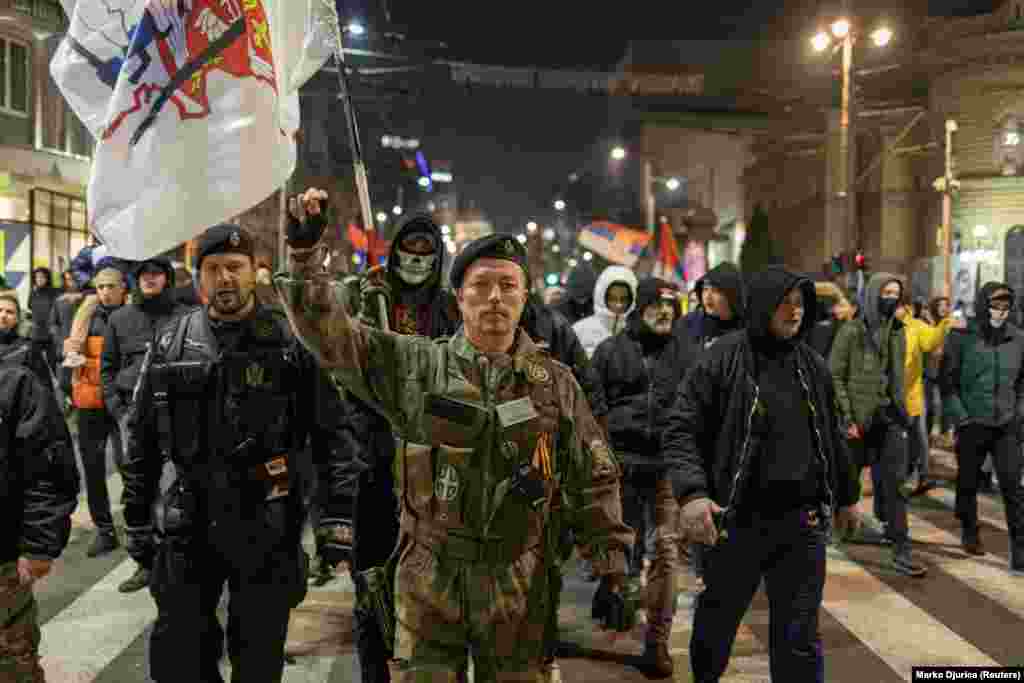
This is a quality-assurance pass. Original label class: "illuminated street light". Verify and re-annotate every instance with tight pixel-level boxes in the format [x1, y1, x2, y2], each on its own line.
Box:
[610, 146, 627, 161]
[516, 234, 528, 245]
[568, 258, 578, 268]
[375, 211, 387, 223]
[665, 177, 681, 191]
[542, 228, 556, 241]
[546, 274, 559, 286]
[554, 199, 566, 211]
[526, 221, 538, 234]
[552, 245, 560, 253]
[346, 22, 366, 36]
[811, 31, 831, 52]
[831, 18, 850, 38]
[583, 251, 593, 262]
[417, 176, 430, 188]
[871, 26, 893, 47]
[392, 205, 403, 216]
[440, 224, 451, 235]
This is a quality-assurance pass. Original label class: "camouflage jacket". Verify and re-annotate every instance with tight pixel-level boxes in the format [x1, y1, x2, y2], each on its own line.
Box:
[276, 258, 633, 576]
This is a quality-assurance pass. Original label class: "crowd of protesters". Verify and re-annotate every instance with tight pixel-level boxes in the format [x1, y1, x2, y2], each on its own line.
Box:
[3, 223, 1023, 683]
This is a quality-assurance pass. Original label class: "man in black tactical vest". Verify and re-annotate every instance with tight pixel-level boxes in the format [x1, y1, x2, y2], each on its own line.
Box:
[122, 225, 360, 683]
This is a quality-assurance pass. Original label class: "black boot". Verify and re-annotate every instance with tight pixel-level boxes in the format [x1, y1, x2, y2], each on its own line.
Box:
[87, 530, 119, 558]
[962, 528, 985, 556]
[118, 565, 150, 593]
[642, 641, 674, 679]
[890, 544, 927, 577]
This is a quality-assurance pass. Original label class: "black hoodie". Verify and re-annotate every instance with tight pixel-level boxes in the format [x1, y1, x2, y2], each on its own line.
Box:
[554, 263, 598, 325]
[691, 262, 746, 346]
[744, 267, 822, 512]
[384, 214, 459, 338]
[100, 257, 189, 419]
[28, 268, 59, 343]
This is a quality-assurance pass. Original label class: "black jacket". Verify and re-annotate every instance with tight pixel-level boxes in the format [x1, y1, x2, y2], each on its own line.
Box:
[0, 330, 51, 388]
[522, 298, 594, 403]
[122, 304, 360, 570]
[101, 260, 190, 420]
[589, 319, 698, 468]
[0, 364, 79, 563]
[48, 292, 88, 395]
[678, 263, 747, 348]
[808, 319, 843, 360]
[554, 263, 598, 325]
[662, 266, 858, 516]
[28, 273, 59, 343]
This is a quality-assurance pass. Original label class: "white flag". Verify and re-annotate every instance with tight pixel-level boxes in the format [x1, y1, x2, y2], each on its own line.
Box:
[51, 0, 335, 260]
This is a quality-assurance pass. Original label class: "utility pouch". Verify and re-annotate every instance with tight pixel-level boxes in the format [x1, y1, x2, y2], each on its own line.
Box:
[356, 565, 396, 653]
[422, 393, 488, 448]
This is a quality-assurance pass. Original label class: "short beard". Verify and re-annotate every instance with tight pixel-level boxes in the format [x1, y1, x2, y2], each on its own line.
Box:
[210, 290, 252, 316]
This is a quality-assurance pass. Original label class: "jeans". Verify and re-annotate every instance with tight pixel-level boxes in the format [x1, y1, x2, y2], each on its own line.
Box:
[690, 506, 827, 683]
[908, 414, 930, 479]
[954, 424, 1024, 559]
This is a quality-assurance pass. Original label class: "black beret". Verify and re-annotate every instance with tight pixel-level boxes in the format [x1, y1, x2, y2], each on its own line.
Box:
[194, 224, 253, 271]
[449, 234, 528, 290]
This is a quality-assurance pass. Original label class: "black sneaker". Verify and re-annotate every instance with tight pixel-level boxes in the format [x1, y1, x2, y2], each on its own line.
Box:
[962, 530, 985, 556]
[891, 546, 928, 577]
[86, 531, 119, 558]
[118, 565, 150, 593]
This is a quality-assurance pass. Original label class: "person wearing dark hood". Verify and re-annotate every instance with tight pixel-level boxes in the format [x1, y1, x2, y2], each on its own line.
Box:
[664, 266, 859, 683]
[554, 262, 597, 325]
[334, 211, 460, 683]
[588, 277, 697, 678]
[940, 283, 1024, 571]
[829, 273, 926, 576]
[808, 281, 853, 359]
[681, 263, 746, 349]
[0, 294, 52, 388]
[28, 268, 59, 374]
[100, 257, 190, 592]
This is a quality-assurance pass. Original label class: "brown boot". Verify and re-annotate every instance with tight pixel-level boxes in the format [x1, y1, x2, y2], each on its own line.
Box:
[963, 529, 986, 556]
[642, 641, 674, 679]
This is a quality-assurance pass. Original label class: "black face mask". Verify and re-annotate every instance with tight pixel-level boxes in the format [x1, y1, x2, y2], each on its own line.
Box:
[878, 297, 899, 319]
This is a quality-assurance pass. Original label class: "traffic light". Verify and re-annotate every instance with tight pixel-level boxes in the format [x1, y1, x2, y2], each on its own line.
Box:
[854, 251, 867, 270]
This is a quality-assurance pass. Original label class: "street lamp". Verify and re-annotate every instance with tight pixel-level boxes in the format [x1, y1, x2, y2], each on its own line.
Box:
[554, 199, 566, 211]
[610, 146, 627, 161]
[526, 221, 538, 234]
[440, 224, 451, 236]
[375, 211, 387, 223]
[516, 234, 528, 245]
[392, 205, 403, 216]
[665, 177, 681, 192]
[543, 228, 556, 241]
[583, 251, 593, 262]
[810, 17, 893, 264]
[417, 176, 430, 188]
[346, 21, 366, 36]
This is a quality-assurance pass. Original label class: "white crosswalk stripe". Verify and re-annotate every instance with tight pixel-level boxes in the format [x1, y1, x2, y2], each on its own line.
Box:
[31, 465, 1024, 682]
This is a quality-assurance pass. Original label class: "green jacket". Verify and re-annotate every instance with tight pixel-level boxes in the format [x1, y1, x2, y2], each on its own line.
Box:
[829, 314, 907, 430]
[940, 321, 1024, 429]
[275, 266, 633, 576]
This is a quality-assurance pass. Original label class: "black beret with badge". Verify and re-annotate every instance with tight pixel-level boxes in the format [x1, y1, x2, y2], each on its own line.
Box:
[449, 233, 528, 290]
[194, 224, 254, 270]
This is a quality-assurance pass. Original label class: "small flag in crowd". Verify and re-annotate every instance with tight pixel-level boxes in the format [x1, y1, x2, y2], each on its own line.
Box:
[577, 221, 652, 268]
[51, 0, 335, 260]
[651, 219, 687, 288]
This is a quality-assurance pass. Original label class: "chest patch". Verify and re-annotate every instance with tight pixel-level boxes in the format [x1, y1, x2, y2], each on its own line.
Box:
[245, 362, 268, 388]
[435, 464, 461, 501]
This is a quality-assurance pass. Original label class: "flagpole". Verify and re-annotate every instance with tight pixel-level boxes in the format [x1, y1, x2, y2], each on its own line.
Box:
[321, 0, 388, 330]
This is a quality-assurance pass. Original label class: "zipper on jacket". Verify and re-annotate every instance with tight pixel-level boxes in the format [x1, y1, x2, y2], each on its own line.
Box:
[796, 363, 835, 520]
[724, 379, 760, 516]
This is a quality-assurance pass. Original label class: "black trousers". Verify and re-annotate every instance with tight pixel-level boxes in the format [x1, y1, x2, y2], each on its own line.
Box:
[856, 420, 910, 546]
[352, 461, 400, 683]
[77, 408, 123, 535]
[621, 467, 659, 576]
[149, 535, 306, 683]
[955, 424, 1024, 556]
[690, 507, 827, 683]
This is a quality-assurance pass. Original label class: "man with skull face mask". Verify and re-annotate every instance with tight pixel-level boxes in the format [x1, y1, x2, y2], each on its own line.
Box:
[941, 283, 1024, 571]
[330, 212, 460, 683]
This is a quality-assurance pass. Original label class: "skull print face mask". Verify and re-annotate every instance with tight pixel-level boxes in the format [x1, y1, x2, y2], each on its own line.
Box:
[396, 249, 437, 285]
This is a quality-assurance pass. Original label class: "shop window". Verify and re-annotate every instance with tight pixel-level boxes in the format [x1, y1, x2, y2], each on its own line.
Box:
[30, 188, 88, 273]
[0, 37, 30, 117]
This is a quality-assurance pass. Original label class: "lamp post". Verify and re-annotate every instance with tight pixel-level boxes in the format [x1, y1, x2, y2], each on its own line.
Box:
[812, 17, 892, 265]
[934, 119, 959, 298]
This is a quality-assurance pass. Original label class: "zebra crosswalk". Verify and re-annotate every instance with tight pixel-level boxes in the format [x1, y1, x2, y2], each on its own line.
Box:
[30, 449, 1024, 682]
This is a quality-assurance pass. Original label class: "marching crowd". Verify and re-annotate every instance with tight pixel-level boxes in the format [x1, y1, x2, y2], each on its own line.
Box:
[1, 192, 1023, 683]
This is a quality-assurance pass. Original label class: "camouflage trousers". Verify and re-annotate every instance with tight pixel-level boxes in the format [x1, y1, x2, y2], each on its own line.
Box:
[390, 538, 548, 683]
[641, 475, 680, 645]
[0, 562, 45, 683]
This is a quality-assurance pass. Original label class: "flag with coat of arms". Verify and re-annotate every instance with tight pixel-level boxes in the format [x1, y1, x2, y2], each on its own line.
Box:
[51, 0, 336, 260]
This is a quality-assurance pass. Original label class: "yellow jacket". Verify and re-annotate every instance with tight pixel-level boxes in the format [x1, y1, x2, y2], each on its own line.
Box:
[902, 316, 953, 417]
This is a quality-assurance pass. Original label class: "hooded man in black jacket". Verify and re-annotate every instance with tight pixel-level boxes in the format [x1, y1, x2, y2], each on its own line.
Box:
[553, 263, 597, 325]
[101, 257, 191, 593]
[588, 277, 698, 678]
[0, 362, 79, 683]
[679, 263, 746, 349]
[664, 266, 859, 683]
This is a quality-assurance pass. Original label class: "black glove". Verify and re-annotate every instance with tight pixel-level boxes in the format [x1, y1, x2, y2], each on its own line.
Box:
[286, 194, 330, 249]
[315, 520, 353, 568]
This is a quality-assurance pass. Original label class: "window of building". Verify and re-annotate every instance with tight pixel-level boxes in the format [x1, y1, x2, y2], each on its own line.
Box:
[0, 37, 30, 117]
[30, 188, 88, 273]
[996, 115, 1023, 176]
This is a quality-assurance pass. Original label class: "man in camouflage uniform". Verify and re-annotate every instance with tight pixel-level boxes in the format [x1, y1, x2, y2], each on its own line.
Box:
[0, 363, 79, 682]
[277, 188, 634, 682]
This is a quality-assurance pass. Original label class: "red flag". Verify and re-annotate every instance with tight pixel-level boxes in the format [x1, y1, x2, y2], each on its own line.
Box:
[347, 222, 369, 253]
